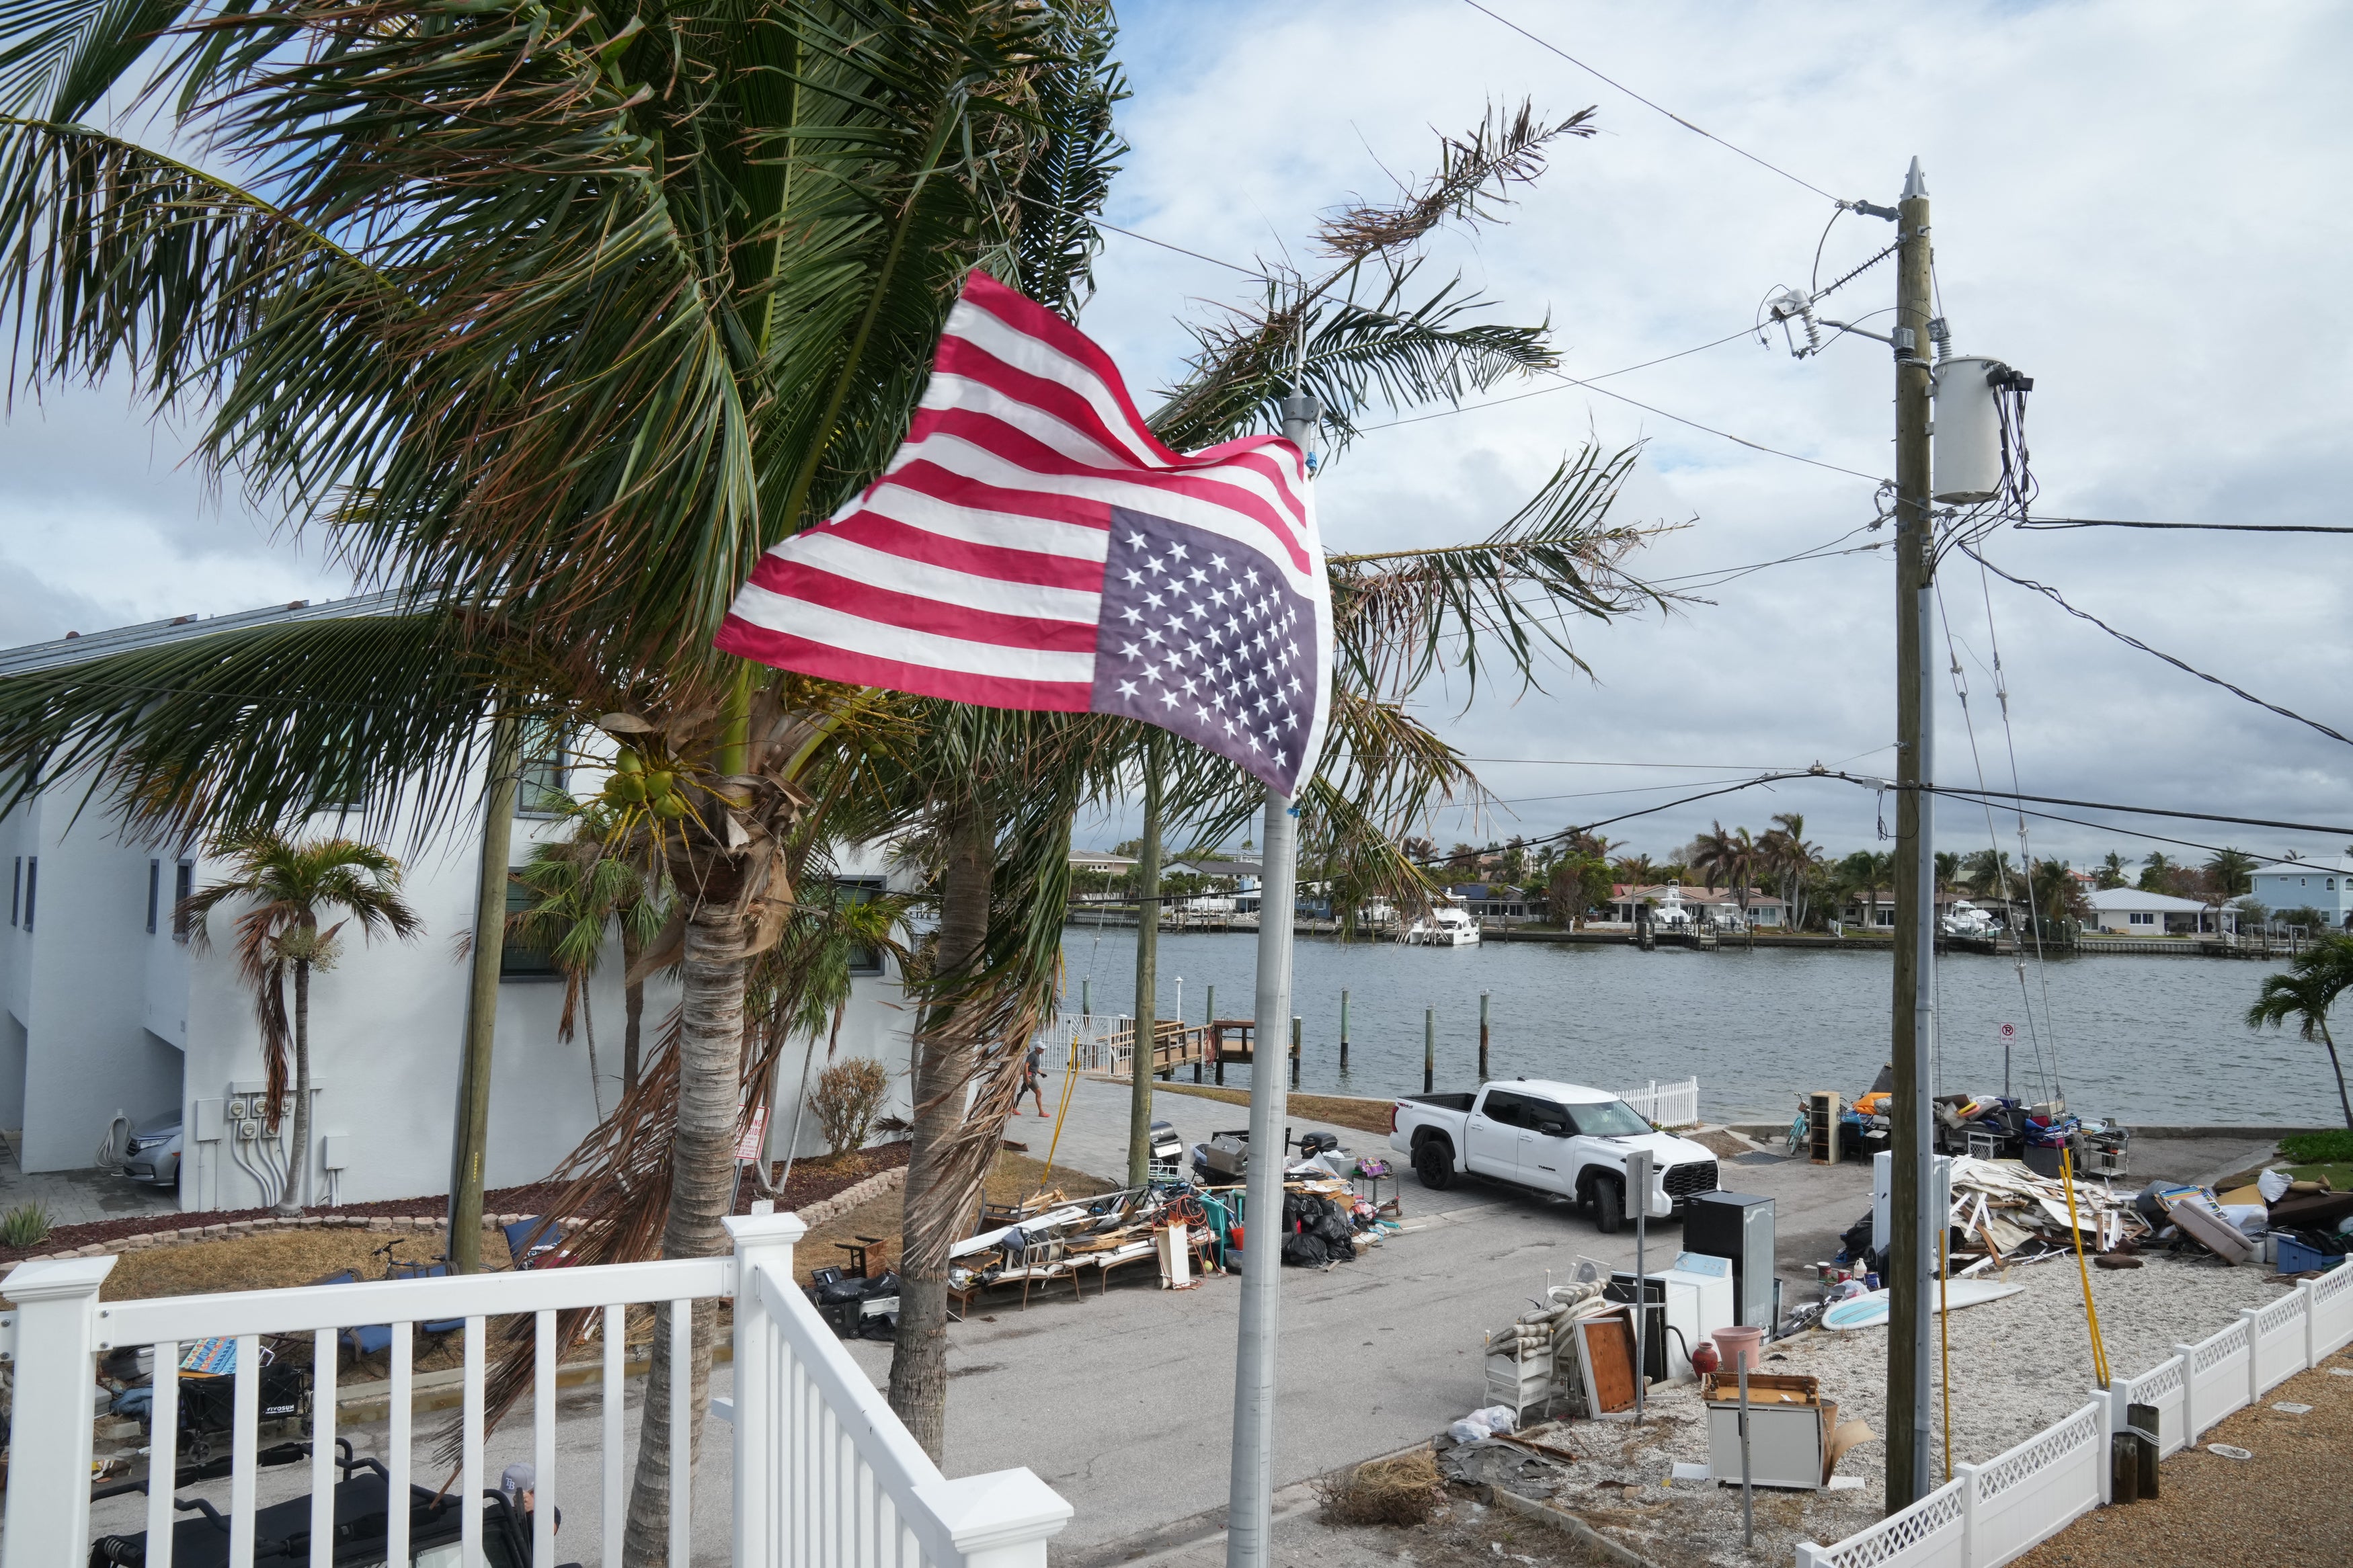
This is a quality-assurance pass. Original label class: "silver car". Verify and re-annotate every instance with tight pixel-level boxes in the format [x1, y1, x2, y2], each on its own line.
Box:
[122, 1110, 182, 1186]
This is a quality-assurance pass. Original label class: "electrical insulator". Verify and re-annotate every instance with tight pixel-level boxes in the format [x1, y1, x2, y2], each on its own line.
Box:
[1932, 356, 2006, 503]
[1927, 317, 1953, 361]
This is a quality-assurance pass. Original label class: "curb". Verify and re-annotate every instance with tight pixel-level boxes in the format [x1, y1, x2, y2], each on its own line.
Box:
[1490, 1485, 1673, 1568]
[17, 1211, 569, 1265]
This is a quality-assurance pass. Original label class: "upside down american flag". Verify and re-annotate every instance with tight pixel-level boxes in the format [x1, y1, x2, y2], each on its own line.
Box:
[715, 270, 1332, 796]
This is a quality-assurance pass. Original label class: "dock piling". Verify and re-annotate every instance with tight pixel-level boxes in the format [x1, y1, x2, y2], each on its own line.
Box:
[1478, 991, 1490, 1082]
[1339, 989, 1350, 1071]
[1424, 1007, 1435, 1095]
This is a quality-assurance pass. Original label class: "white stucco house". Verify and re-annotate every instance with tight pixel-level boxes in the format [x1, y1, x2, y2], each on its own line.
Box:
[1, 598, 916, 1210]
[2249, 856, 2353, 930]
[2083, 885, 2235, 936]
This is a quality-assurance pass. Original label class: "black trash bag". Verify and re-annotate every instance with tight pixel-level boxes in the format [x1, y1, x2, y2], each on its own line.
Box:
[815, 1276, 868, 1306]
[861, 1270, 901, 1299]
[861, 1312, 898, 1341]
[1312, 1201, 1353, 1247]
[1837, 1209, 1874, 1264]
[1281, 1231, 1330, 1267]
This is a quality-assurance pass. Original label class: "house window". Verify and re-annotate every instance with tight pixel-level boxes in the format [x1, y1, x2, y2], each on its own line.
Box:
[2128, 911, 2155, 927]
[500, 880, 563, 980]
[173, 862, 195, 940]
[515, 720, 571, 818]
[147, 860, 161, 934]
[838, 878, 887, 977]
[21, 857, 34, 934]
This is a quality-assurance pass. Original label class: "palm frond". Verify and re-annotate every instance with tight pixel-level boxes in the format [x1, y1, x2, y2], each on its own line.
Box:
[1315, 100, 1594, 259]
[1329, 443, 1674, 702]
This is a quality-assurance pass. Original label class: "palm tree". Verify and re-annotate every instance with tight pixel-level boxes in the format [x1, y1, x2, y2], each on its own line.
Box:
[2247, 936, 2353, 1128]
[2096, 852, 2130, 890]
[507, 802, 672, 1117]
[177, 829, 422, 1214]
[1764, 813, 1823, 930]
[1841, 850, 1895, 932]
[2139, 852, 2180, 895]
[2031, 858, 2089, 928]
[1690, 822, 1758, 926]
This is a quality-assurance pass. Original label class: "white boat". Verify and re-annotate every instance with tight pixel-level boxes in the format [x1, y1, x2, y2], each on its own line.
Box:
[1404, 904, 1482, 946]
[1940, 899, 2001, 938]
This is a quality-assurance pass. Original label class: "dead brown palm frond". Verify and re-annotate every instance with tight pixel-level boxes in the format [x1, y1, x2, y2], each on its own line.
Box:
[1316, 101, 1594, 260]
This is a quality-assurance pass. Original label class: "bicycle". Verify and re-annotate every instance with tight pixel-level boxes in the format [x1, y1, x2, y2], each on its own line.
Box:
[1784, 1100, 1808, 1157]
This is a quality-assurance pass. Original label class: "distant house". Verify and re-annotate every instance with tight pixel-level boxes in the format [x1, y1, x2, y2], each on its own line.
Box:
[1448, 884, 1533, 919]
[2083, 886, 2235, 936]
[2249, 857, 2353, 930]
[1601, 883, 1784, 928]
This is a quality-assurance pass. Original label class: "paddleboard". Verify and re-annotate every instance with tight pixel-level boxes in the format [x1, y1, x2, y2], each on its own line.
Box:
[1821, 1278, 2025, 1331]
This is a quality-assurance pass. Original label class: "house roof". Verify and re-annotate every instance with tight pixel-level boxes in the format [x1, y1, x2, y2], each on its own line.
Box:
[2252, 857, 2353, 879]
[1186, 858, 1262, 878]
[0, 589, 413, 677]
[2083, 886, 2213, 913]
[1607, 882, 1784, 907]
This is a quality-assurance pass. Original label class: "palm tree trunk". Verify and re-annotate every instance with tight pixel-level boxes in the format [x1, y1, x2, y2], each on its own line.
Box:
[582, 988, 604, 1121]
[623, 929, 645, 1095]
[621, 878, 750, 1565]
[282, 954, 313, 1215]
[889, 798, 992, 1461]
[2322, 1018, 2353, 1131]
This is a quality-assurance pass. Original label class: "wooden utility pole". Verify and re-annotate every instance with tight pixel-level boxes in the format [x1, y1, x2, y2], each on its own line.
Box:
[1128, 733, 1163, 1186]
[1887, 156, 1938, 1508]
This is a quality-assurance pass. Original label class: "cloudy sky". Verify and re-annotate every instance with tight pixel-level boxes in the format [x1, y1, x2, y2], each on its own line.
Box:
[5, 0, 2349, 872]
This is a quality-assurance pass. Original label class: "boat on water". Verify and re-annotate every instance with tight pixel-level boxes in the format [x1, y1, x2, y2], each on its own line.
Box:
[1403, 904, 1482, 946]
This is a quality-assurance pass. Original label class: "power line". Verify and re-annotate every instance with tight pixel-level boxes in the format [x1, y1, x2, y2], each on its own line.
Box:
[1459, 0, 1844, 204]
[1355, 323, 1763, 433]
[2014, 515, 2353, 536]
[1959, 540, 2353, 748]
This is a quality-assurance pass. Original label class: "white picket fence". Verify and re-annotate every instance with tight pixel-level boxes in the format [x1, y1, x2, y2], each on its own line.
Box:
[1796, 1257, 2353, 1568]
[1618, 1077, 1701, 1128]
[0, 1210, 1069, 1567]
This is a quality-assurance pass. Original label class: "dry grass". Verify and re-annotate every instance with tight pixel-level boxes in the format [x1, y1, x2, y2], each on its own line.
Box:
[101, 1226, 513, 1303]
[1148, 1082, 1397, 1135]
[1316, 1445, 1447, 1527]
[791, 1149, 1121, 1286]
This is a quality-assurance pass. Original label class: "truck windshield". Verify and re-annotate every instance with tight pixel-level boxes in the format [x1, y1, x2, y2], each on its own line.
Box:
[1569, 1100, 1654, 1137]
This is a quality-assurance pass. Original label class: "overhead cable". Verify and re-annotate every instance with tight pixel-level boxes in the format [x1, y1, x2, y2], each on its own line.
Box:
[1458, 0, 1843, 204]
[1959, 542, 2353, 748]
[2014, 515, 2353, 536]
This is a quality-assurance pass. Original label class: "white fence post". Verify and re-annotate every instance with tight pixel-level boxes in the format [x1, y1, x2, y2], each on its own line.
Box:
[2302, 1277, 2321, 1370]
[1793, 1543, 1827, 1568]
[914, 1471, 1076, 1568]
[2241, 1307, 2262, 1407]
[2, 1256, 117, 1568]
[1954, 1462, 1980, 1567]
[727, 1206, 807, 1568]
[2173, 1341, 2197, 1442]
[2093, 1390, 2112, 1505]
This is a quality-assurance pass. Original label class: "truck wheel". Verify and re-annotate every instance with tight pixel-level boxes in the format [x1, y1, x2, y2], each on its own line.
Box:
[1413, 1140, 1456, 1190]
[1592, 1178, 1624, 1234]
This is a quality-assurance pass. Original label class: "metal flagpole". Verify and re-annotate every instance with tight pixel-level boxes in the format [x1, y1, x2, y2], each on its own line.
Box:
[1226, 386, 1321, 1568]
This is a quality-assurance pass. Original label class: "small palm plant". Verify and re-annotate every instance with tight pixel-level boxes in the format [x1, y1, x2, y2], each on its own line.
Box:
[178, 828, 422, 1213]
[508, 800, 672, 1118]
[1, 1202, 52, 1248]
[2247, 936, 2353, 1130]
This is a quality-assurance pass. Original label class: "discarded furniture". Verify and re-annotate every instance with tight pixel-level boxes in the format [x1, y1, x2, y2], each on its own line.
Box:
[1702, 1372, 1833, 1489]
[1806, 1092, 1843, 1164]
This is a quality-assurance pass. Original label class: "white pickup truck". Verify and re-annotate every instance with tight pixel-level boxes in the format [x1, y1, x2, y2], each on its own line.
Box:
[1390, 1079, 1720, 1233]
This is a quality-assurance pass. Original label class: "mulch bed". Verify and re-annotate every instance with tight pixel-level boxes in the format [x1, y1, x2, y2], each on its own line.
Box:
[0, 1140, 912, 1268]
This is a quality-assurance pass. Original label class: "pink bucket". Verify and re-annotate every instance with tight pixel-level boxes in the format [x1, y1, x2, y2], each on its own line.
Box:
[1713, 1325, 1765, 1374]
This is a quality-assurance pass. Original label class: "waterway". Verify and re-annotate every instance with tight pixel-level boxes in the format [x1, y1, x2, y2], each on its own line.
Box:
[1055, 925, 2334, 1126]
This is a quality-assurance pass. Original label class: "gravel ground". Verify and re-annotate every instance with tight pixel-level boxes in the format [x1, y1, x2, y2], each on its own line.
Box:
[1448, 1250, 2295, 1568]
[2012, 1344, 2353, 1568]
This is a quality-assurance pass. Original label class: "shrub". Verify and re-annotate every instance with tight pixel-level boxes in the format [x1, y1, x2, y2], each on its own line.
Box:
[1314, 1445, 1444, 1527]
[2280, 1128, 2353, 1164]
[1, 1202, 53, 1249]
[809, 1057, 893, 1156]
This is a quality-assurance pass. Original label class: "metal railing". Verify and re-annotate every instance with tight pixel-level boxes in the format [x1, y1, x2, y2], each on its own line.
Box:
[1, 1210, 1069, 1567]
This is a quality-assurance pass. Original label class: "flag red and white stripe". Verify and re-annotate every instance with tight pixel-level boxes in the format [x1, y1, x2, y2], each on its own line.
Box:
[717, 270, 1332, 795]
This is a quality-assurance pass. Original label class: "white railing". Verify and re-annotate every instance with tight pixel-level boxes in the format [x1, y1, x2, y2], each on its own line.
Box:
[1799, 1257, 2353, 1568]
[1618, 1077, 1701, 1128]
[1039, 1012, 1123, 1074]
[2, 1208, 1068, 1568]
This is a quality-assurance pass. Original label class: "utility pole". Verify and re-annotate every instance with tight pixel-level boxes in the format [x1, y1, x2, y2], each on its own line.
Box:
[1129, 733, 1164, 1186]
[1226, 388, 1319, 1568]
[1887, 155, 1938, 1508]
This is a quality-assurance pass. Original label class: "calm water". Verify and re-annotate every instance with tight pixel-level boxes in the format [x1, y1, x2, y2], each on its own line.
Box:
[1055, 925, 2334, 1126]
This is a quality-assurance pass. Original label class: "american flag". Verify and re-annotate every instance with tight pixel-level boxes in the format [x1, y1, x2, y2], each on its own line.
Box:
[716, 270, 1332, 796]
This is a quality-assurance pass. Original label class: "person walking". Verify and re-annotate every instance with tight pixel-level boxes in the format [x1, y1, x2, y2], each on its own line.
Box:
[1021, 1039, 1048, 1115]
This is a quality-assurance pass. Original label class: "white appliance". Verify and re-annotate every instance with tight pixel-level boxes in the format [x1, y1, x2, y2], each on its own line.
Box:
[1872, 1151, 1954, 1254]
[1649, 1251, 1736, 1380]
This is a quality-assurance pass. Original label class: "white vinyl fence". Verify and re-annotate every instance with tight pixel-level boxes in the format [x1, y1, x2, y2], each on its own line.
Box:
[1798, 1257, 2353, 1568]
[1617, 1077, 1701, 1128]
[1, 1210, 1068, 1568]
